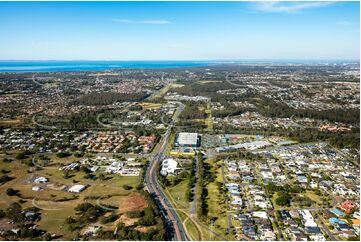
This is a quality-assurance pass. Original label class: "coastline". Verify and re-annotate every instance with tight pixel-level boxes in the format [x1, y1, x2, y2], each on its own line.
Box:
[0, 60, 358, 73]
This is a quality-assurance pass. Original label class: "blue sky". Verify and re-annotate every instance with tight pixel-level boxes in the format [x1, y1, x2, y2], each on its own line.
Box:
[0, 1, 359, 60]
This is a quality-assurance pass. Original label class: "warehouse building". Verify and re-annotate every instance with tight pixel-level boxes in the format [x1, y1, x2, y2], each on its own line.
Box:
[175, 132, 200, 148]
[68, 184, 86, 193]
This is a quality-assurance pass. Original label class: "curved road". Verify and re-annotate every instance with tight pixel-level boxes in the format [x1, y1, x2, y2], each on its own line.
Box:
[144, 102, 189, 241]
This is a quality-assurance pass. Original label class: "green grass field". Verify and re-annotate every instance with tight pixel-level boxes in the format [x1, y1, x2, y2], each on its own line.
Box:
[204, 159, 235, 240]
[166, 179, 190, 209]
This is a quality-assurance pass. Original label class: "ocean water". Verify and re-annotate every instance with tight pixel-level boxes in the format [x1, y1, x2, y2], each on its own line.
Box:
[0, 61, 214, 72]
[0, 60, 357, 72]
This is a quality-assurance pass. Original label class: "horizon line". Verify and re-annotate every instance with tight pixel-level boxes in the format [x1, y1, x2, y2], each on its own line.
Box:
[0, 58, 359, 62]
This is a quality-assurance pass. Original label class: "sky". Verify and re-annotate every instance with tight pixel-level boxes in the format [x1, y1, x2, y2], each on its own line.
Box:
[0, 1, 359, 60]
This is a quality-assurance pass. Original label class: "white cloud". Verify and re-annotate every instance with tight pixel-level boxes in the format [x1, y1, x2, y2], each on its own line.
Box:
[254, 1, 333, 14]
[338, 20, 352, 25]
[113, 19, 133, 23]
[113, 19, 171, 25]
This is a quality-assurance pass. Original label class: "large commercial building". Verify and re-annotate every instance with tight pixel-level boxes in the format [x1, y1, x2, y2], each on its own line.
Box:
[160, 158, 178, 176]
[216, 140, 271, 153]
[175, 132, 200, 148]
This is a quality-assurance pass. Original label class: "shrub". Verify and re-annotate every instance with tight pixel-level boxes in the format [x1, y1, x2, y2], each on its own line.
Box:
[56, 152, 71, 158]
[6, 188, 19, 196]
[100, 213, 118, 224]
[126, 210, 144, 218]
[122, 185, 132, 190]
[0, 175, 13, 184]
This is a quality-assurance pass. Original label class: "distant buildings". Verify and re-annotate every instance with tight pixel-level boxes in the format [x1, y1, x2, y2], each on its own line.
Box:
[81, 155, 141, 176]
[164, 92, 210, 102]
[216, 140, 271, 153]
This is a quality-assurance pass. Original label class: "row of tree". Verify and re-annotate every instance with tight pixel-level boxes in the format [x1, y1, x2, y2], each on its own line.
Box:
[185, 159, 197, 202]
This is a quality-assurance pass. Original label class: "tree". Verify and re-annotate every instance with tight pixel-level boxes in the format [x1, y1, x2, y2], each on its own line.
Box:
[122, 185, 132, 190]
[6, 202, 24, 222]
[16, 152, 28, 160]
[74, 152, 84, 158]
[56, 152, 71, 158]
[100, 213, 118, 224]
[275, 191, 291, 206]
[75, 202, 94, 212]
[6, 188, 18, 196]
[138, 207, 155, 226]
[98, 173, 105, 180]
[136, 184, 144, 191]
[0, 174, 13, 184]
[63, 170, 70, 179]
[0, 209, 5, 218]
[126, 210, 144, 218]
[2, 157, 12, 163]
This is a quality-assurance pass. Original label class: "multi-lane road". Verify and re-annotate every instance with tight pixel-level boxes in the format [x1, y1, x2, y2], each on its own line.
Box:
[144, 102, 189, 241]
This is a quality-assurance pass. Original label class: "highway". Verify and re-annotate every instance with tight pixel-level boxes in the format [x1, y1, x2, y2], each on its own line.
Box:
[144, 102, 189, 241]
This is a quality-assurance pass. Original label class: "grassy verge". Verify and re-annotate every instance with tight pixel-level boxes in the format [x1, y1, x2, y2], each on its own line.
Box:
[164, 183, 204, 240]
[166, 179, 190, 209]
[165, 132, 176, 155]
[205, 159, 234, 240]
[185, 217, 202, 240]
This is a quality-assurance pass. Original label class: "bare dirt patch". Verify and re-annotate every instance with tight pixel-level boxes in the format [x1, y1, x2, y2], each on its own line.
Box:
[135, 225, 157, 233]
[47, 183, 67, 191]
[118, 193, 147, 213]
[116, 214, 140, 227]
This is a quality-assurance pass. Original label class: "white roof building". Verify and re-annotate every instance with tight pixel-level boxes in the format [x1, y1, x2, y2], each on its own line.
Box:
[34, 177, 48, 183]
[105, 161, 123, 174]
[309, 234, 326, 241]
[60, 162, 79, 171]
[176, 132, 198, 147]
[160, 158, 178, 176]
[253, 211, 268, 219]
[255, 200, 271, 209]
[231, 196, 243, 206]
[90, 166, 99, 172]
[32, 186, 42, 192]
[68, 184, 86, 193]
[216, 140, 271, 152]
[299, 209, 318, 227]
[261, 171, 274, 180]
